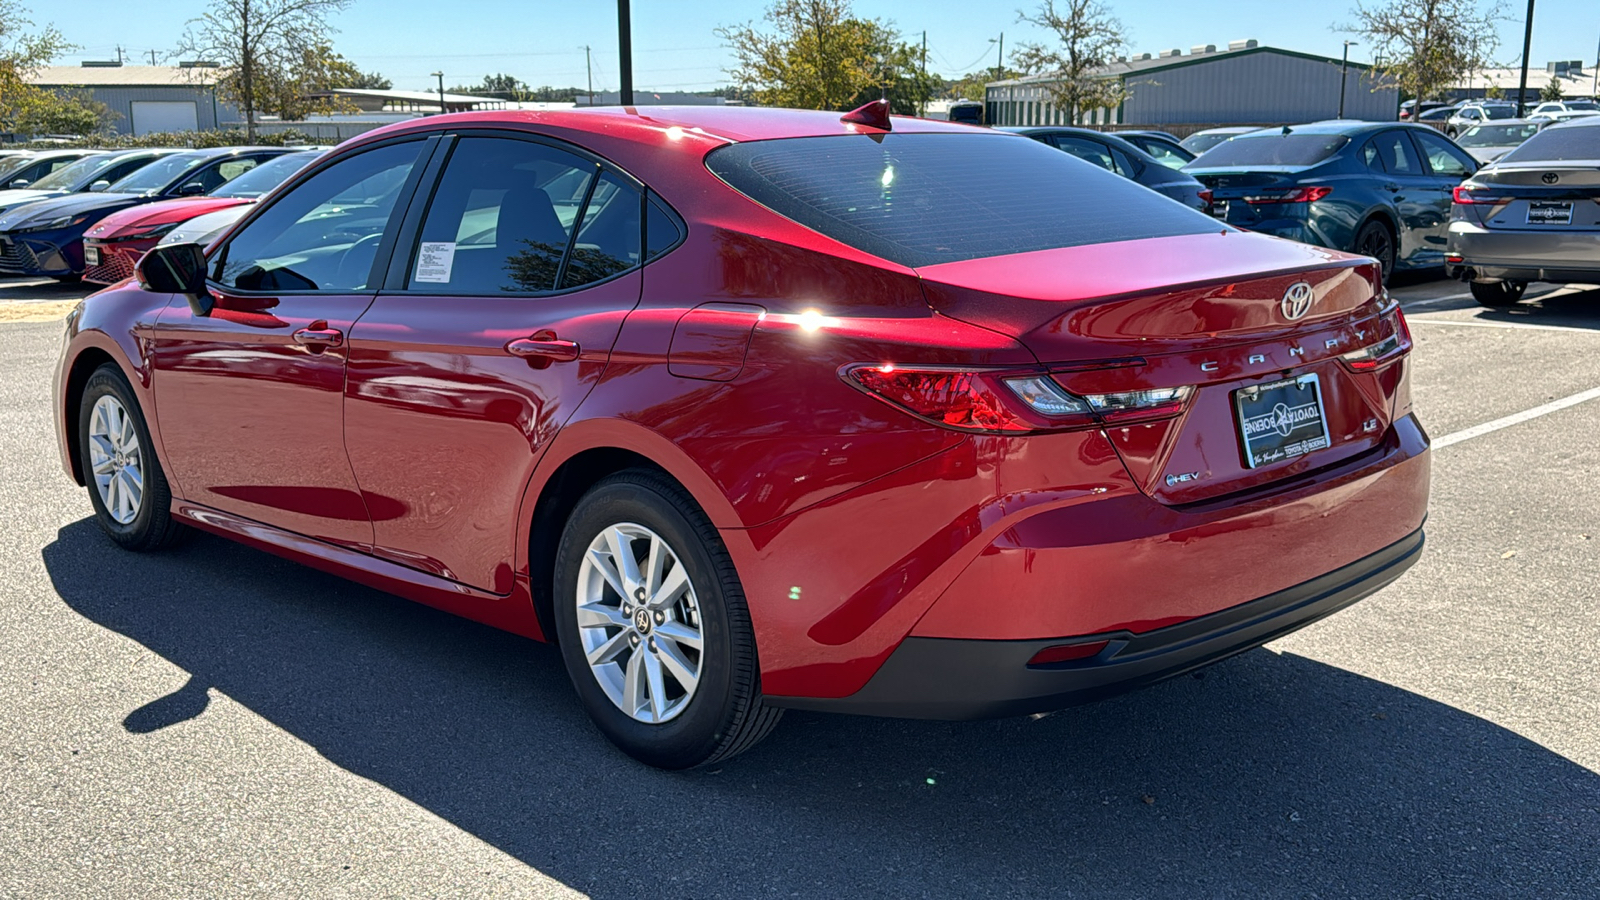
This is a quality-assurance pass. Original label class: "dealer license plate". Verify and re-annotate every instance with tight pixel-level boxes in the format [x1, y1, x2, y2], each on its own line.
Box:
[84, 245, 99, 266]
[1527, 201, 1573, 225]
[1234, 374, 1331, 469]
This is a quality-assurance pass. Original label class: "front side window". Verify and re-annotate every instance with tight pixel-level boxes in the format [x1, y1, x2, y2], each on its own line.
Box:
[107, 153, 209, 194]
[409, 136, 642, 294]
[1413, 131, 1475, 177]
[212, 140, 423, 293]
[1051, 136, 1118, 173]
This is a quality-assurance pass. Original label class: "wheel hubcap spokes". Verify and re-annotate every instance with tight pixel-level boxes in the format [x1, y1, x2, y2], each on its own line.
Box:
[576, 523, 703, 724]
[88, 395, 143, 525]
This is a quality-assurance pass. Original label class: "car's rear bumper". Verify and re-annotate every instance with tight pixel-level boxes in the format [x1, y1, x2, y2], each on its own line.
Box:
[769, 526, 1424, 720]
[1448, 221, 1600, 284]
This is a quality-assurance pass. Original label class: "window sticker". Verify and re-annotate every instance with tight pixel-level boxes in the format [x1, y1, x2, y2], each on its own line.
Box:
[414, 241, 457, 283]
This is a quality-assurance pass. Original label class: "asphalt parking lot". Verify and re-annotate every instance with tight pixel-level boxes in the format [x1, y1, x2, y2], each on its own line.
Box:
[1, 273, 1597, 899]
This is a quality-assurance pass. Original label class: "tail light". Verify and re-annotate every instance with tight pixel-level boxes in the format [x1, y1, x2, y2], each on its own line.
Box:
[1243, 186, 1332, 204]
[844, 364, 1193, 434]
[1197, 189, 1214, 207]
[1452, 184, 1510, 205]
[1339, 298, 1412, 372]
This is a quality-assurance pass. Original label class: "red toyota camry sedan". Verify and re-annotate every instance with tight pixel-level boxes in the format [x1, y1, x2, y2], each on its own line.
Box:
[54, 105, 1429, 768]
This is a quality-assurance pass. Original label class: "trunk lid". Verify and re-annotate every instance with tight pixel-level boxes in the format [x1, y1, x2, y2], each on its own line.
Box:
[1187, 168, 1308, 226]
[918, 231, 1401, 504]
[1461, 164, 1600, 231]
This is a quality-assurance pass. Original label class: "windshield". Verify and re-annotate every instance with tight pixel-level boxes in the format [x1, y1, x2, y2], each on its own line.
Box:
[1566, 100, 1599, 111]
[106, 152, 209, 194]
[706, 132, 1216, 268]
[1190, 133, 1349, 168]
[211, 152, 318, 199]
[0, 156, 33, 180]
[28, 153, 114, 190]
[1479, 105, 1517, 121]
[1458, 123, 1542, 147]
[1500, 124, 1600, 163]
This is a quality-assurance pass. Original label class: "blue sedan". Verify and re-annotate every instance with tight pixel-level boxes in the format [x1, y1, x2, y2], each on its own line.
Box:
[0, 146, 288, 281]
[1184, 121, 1480, 282]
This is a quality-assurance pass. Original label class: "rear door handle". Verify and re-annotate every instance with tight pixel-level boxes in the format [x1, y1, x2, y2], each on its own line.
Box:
[505, 332, 581, 362]
[292, 326, 344, 349]
[1384, 183, 1401, 192]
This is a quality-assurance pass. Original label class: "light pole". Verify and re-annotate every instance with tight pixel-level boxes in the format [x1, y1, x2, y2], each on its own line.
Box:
[1515, 0, 1536, 112]
[990, 33, 1004, 81]
[1338, 41, 1357, 118]
[431, 70, 445, 115]
[618, 0, 633, 106]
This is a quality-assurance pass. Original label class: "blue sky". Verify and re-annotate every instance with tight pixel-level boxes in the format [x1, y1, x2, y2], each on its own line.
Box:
[48, 0, 1600, 93]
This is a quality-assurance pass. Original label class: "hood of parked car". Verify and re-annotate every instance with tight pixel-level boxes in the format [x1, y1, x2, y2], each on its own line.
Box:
[0, 188, 73, 219]
[0, 192, 144, 233]
[84, 196, 252, 241]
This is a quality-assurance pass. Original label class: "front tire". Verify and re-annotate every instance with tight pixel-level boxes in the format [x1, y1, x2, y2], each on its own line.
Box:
[1353, 219, 1397, 285]
[1470, 280, 1527, 308]
[77, 364, 188, 550]
[552, 469, 782, 769]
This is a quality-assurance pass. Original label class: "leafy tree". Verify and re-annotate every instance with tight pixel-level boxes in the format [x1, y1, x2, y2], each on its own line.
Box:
[1484, 82, 1505, 100]
[176, 0, 354, 139]
[1011, 0, 1130, 123]
[13, 90, 120, 136]
[448, 73, 532, 101]
[717, 0, 933, 114]
[948, 67, 1023, 101]
[1540, 76, 1563, 102]
[1349, 0, 1504, 107]
[0, 0, 76, 135]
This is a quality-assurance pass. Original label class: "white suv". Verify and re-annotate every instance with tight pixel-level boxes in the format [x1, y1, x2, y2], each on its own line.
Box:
[1445, 102, 1519, 137]
[1528, 100, 1599, 118]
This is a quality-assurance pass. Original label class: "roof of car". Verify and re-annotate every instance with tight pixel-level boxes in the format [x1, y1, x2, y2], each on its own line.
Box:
[1546, 114, 1600, 129]
[352, 106, 983, 149]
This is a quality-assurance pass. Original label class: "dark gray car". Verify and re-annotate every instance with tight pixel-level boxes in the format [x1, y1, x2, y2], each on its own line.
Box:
[1002, 126, 1210, 210]
[1447, 116, 1600, 307]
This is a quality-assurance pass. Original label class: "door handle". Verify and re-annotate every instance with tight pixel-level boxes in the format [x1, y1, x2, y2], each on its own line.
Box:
[1384, 183, 1401, 192]
[292, 326, 344, 349]
[506, 332, 581, 362]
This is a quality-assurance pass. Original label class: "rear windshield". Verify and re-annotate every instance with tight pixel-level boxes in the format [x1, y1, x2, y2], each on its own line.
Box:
[1500, 124, 1600, 163]
[1568, 100, 1600, 111]
[1458, 123, 1543, 147]
[1190, 133, 1349, 168]
[705, 133, 1216, 268]
[1479, 105, 1518, 120]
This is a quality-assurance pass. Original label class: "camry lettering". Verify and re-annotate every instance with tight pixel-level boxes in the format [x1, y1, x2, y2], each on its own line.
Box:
[1325, 338, 1342, 349]
[1248, 353, 1266, 364]
[1288, 346, 1305, 357]
[1200, 361, 1220, 372]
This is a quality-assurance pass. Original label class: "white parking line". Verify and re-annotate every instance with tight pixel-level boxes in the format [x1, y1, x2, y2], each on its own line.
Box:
[1435, 385, 1600, 449]
[1407, 318, 1600, 335]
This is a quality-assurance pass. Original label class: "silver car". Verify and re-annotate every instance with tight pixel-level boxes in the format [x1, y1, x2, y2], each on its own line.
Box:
[1454, 119, 1545, 164]
[1447, 116, 1600, 307]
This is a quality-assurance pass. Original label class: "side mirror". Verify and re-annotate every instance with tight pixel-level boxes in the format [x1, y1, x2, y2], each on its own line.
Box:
[10, 178, 27, 188]
[89, 180, 110, 192]
[176, 182, 206, 196]
[137, 242, 214, 316]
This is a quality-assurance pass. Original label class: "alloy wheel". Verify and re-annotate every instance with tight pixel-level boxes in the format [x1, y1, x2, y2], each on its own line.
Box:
[575, 522, 704, 724]
[88, 395, 144, 525]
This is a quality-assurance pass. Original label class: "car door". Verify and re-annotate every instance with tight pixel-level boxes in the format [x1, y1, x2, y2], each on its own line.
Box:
[342, 133, 647, 592]
[1366, 130, 1439, 266]
[150, 138, 431, 548]
[1409, 129, 1478, 262]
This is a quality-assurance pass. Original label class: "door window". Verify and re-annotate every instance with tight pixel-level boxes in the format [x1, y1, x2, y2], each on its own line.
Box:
[1370, 131, 1422, 175]
[182, 157, 264, 195]
[1051, 136, 1118, 173]
[408, 136, 642, 294]
[1412, 131, 1475, 178]
[1139, 141, 1190, 169]
[645, 196, 684, 260]
[211, 141, 424, 293]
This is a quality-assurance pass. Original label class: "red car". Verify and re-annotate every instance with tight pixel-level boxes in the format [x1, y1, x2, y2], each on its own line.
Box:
[54, 105, 1429, 769]
[81, 151, 321, 285]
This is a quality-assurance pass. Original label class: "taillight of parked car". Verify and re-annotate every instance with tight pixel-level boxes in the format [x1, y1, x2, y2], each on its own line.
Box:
[1451, 184, 1511, 205]
[843, 364, 1193, 434]
[1243, 186, 1332, 204]
[1338, 298, 1412, 372]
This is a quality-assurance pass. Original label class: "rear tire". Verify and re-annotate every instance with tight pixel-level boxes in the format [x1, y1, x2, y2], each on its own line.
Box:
[1470, 280, 1527, 308]
[77, 364, 189, 551]
[1353, 219, 1397, 285]
[552, 469, 782, 769]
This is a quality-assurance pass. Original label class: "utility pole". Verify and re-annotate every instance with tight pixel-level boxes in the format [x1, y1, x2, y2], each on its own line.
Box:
[993, 32, 1004, 81]
[148, 49, 158, 65]
[920, 30, 927, 117]
[584, 45, 593, 106]
[114, 45, 125, 65]
[618, 0, 634, 106]
[1338, 40, 1357, 118]
[1515, 0, 1536, 111]
[431, 70, 446, 115]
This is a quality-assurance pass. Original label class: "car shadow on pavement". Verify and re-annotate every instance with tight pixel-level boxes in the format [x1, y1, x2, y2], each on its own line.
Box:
[0, 278, 94, 300]
[43, 520, 1600, 899]
[1475, 285, 1600, 331]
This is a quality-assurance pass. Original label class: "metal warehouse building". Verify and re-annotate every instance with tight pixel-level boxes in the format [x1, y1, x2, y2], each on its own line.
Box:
[26, 64, 240, 136]
[985, 40, 1398, 131]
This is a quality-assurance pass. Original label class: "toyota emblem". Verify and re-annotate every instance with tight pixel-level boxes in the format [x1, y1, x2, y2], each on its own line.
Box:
[1281, 282, 1315, 321]
[1542, 172, 1559, 184]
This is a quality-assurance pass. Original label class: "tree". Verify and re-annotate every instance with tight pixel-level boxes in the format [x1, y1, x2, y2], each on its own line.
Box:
[949, 67, 1022, 101]
[1011, 0, 1130, 123]
[176, 0, 354, 139]
[13, 90, 120, 136]
[0, 0, 75, 134]
[717, 0, 933, 114]
[1541, 76, 1563, 102]
[448, 73, 531, 101]
[1485, 82, 1505, 100]
[1349, 0, 1503, 108]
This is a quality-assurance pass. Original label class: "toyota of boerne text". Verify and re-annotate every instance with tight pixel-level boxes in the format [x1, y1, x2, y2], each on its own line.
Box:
[54, 103, 1429, 769]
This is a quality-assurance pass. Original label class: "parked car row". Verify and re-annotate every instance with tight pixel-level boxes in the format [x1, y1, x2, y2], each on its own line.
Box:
[1445, 115, 1600, 307]
[0, 146, 323, 283]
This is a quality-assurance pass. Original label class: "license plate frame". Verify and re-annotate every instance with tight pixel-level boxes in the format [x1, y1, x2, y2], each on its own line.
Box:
[1234, 373, 1332, 469]
[1527, 200, 1573, 225]
[83, 245, 99, 266]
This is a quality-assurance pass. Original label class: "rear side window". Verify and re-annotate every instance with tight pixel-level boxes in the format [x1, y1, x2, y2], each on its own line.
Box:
[1191, 133, 1350, 168]
[1051, 136, 1118, 173]
[705, 133, 1214, 268]
[1501, 124, 1600, 163]
[1369, 132, 1421, 175]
